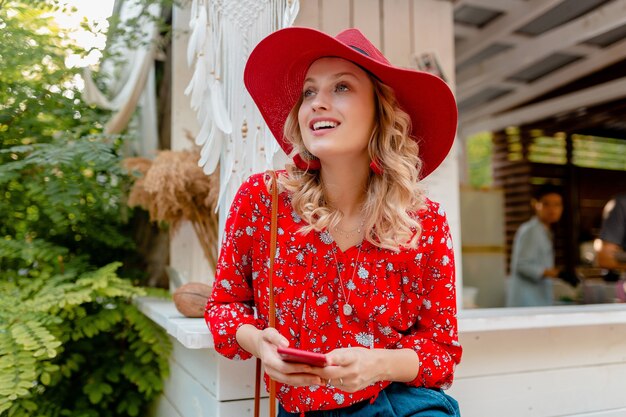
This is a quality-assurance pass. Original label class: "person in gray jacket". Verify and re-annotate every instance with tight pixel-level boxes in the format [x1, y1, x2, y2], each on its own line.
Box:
[506, 184, 563, 307]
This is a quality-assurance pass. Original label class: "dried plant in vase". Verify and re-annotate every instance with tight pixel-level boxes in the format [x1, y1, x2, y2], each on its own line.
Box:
[125, 150, 219, 271]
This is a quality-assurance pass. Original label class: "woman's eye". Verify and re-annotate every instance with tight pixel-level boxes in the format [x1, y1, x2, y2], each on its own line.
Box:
[336, 83, 349, 92]
[303, 89, 315, 98]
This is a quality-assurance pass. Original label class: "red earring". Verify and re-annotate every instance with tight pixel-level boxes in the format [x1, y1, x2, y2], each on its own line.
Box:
[293, 153, 321, 170]
[370, 159, 383, 175]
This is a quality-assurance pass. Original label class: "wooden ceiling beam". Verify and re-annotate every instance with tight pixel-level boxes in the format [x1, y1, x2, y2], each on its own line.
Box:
[460, 37, 626, 125]
[453, 0, 520, 13]
[462, 76, 626, 135]
[454, 21, 480, 38]
[457, 0, 626, 101]
[456, 0, 564, 66]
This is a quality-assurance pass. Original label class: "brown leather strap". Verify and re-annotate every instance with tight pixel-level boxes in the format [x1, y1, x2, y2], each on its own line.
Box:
[254, 358, 261, 417]
[255, 170, 279, 417]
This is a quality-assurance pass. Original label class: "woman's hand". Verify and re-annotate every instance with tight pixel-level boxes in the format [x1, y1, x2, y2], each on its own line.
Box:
[307, 347, 420, 392]
[308, 347, 384, 393]
[251, 327, 324, 387]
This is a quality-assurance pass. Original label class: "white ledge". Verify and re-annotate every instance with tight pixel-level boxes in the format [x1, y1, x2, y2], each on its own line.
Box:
[136, 297, 626, 349]
[459, 303, 626, 332]
[136, 297, 214, 349]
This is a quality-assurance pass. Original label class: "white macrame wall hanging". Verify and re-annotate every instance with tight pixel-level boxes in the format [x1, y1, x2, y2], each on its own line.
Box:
[185, 0, 299, 225]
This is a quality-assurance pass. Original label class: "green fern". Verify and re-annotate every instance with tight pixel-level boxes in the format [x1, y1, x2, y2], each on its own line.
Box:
[0, 263, 171, 417]
[1, 3, 174, 415]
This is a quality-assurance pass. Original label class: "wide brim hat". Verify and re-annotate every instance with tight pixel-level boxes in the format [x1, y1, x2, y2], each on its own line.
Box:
[244, 27, 457, 179]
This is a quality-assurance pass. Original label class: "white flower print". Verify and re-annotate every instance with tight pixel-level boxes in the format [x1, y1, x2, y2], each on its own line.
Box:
[291, 211, 302, 223]
[245, 226, 254, 236]
[379, 325, 392, 336]
[316, 296, 328, 306]
[442, 255, 450, 266]
[333, 393, 345, 405]
[355, 332, 373, 347]
[320, 231, 333, 244]
[422, 299, 432, 309]
[220, 279, 232, 290]
[346, 280, 356, 291]
[357, 266, 369, 279]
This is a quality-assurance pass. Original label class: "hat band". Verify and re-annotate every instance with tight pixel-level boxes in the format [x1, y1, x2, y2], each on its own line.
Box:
[349, 45, 370, 57]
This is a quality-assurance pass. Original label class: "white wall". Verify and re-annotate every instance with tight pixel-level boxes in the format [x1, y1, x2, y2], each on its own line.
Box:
[142, 298, 626, 417]
[449, 322, 626, 416]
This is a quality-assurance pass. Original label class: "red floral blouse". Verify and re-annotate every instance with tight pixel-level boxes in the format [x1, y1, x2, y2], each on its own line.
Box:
[205, 172, 462, 414]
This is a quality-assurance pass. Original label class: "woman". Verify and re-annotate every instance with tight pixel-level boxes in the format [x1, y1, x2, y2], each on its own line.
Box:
[205, 27, 461, 416]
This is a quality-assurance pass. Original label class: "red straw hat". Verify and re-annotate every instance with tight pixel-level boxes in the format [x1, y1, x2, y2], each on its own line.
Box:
[244, 27, 457, 179]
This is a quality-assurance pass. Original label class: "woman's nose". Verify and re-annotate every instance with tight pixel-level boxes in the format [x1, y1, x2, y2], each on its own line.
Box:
[311, 91, 330, 111]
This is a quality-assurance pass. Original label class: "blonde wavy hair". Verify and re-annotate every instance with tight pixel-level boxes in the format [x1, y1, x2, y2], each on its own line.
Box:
[276, 75, 426, 251]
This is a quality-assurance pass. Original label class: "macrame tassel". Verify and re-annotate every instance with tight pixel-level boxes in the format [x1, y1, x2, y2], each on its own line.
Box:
[186, 0, 300, 215]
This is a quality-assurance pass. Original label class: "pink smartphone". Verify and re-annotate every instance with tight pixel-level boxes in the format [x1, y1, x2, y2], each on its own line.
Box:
[277, 347, 328, 367]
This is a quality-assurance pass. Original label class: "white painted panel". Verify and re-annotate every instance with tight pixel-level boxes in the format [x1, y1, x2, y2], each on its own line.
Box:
[212, 353, 263, 402]
[294, 0, 320, 28]
[219, 398, 272, 417]
[163, 359, 274, 417]
[411, 0, 455, 86]
[456, 324, 626, 378]
[574, 409, 626, 417]
[353, 0, 381, 50]
[151, 394, 184, 417]
[460, 188, 504, 246]
[171, 337, 264, 401]
[382, 0, 411, 66]
[171, 6, 199, 149]
[320, 0, 350, 35]
[462, 254, 506, 308]
[448, 363, 626, 417]
[164, 360, 218, 417]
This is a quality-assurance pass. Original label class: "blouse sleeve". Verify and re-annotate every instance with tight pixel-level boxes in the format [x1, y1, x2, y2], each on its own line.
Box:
[204, 174, 265, 360]
[397, 203, 462, 389]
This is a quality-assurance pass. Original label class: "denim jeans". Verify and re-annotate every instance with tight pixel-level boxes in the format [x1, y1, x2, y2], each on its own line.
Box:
[277, 383, 460, 417]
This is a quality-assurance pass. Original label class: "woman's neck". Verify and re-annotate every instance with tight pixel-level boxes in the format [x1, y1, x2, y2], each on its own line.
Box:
[320, 161, 369, 217]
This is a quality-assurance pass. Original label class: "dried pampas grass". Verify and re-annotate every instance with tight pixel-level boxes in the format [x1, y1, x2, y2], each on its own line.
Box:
[125, 150, 219, 270]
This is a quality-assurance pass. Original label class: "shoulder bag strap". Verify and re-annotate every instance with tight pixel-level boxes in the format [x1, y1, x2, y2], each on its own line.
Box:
[254, 170, 278, 417]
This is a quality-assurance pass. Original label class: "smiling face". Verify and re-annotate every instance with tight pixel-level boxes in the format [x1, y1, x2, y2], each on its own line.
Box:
[297, 57, 376, 165]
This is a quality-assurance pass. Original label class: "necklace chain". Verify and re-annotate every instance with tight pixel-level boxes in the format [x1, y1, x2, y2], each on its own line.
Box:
[331, 244, 362, 316]
[333, 219, 365, 239]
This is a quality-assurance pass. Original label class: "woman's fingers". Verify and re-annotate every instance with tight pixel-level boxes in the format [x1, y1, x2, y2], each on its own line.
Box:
[260, 327, 289, 347]
[310, 348, 375, 392]
[265, 370, 322, 387]
[324, 348, 353, 366]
